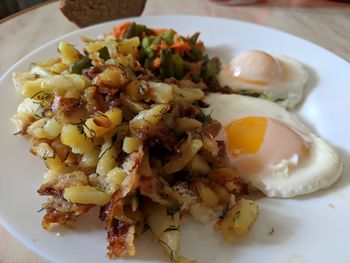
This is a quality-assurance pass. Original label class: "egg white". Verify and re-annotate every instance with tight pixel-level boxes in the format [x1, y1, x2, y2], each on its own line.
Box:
[203, 93, 343, 198]
[217, 53, 309, 110]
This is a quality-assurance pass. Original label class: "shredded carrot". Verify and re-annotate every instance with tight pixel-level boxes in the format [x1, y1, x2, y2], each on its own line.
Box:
[160, 40, 168, 49]
[186, 61, 203, 77]
[171, 40, 191, 53]
[196, 42, 205, 51]
[154, 28, 166, 35]
[153, 58, 161, 68]
[112, 22, 133, 38]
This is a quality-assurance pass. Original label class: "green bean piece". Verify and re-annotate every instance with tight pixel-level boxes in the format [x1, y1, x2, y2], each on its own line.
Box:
[187, 44, 203, 62]
[124, 23, 154, 38]
[139, 48, 147, 62]
[124, 23, 137, 38]
[98, 46, 110, 60]
[171, 54, 184, 79]
[144, 58, 153, 70]
[162, 30, 175, 45]
[160, 49, 174, 79]
[69, 56, 92, 74]
[191, 63, 203, 83]
[145, 47, 156, 59]
[204, 57, 221, 80]
[153, 35, 162, 45]
[142, 37, 152, 49]
[189, 32, 200, 44]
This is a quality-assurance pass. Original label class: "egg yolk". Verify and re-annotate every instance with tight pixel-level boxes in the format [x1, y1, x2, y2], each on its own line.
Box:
[225, 117, 309, 176]
[231, 50, 283, 86]
[225, 117, 267, 158]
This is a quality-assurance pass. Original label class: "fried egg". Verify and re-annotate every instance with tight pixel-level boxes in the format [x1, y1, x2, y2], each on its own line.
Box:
[217, 50, 309, 110]
[204, 93, 343, 198]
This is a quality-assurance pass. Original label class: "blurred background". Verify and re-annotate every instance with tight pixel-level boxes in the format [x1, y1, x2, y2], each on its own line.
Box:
[0, 0, 48, 19]
[1, 0, 350, 21]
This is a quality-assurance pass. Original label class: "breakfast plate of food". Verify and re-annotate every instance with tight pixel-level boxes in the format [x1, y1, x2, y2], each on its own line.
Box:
[0, 15, 349, 263]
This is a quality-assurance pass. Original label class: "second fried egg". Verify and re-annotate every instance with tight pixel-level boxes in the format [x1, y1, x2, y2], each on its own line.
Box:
[217, 50, 309, 110]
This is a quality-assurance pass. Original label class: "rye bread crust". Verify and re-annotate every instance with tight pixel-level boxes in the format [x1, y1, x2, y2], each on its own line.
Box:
[60, 0, 146, 27]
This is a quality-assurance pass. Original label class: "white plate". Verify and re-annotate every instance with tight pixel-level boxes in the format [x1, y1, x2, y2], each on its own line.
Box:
[1, 15, 350, 263]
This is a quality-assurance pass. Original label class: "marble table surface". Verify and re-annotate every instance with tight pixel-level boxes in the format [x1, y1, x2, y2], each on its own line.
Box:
[0, 0, 349, 262]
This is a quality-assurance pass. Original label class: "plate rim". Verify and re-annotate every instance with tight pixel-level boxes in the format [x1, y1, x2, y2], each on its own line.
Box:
[1, 14, 349, 262]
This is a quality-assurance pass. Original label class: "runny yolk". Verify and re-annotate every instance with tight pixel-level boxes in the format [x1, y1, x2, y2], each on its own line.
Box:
[225, 117, 267, 158]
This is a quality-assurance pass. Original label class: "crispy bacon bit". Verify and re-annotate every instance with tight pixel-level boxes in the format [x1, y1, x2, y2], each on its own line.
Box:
[42, 197, 93, 230]
[138, 149, 166, 203]
[202, 119, 222, 138]
[121, 147, 144, 197]
[94, 115, 113, 128]
[84, 86, 108, 113]
[209, 167, 248, 196]
[50, 95, 80, 113]
[133, 122, 177, 151]
[38, 171, 88, 196]
[101, 192, 136, 258]
[83, 66, 101, 80]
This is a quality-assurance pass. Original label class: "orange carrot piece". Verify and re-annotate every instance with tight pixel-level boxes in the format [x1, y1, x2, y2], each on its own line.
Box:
[154, 28, 166, 35]
[112, 22, 133, 38]
[153, 58, 161, 68]
[160, 40, 168, 49]
[196, 42, 205, 51]
[171, 40, 191, 53]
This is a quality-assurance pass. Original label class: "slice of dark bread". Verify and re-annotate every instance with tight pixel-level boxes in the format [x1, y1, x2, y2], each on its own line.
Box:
[60, 0, 146, 27]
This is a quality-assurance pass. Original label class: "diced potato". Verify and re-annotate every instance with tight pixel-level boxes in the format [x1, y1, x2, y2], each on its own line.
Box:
[58, 41, 81, 65]
[16, 98, 45, 117]
[201, 133, 219, 157]
[61, 124, 95, 154]
[144, 202, 180, 262]
[126, 80, 144, 101]
[195, 181, 219, 208]
[32, 142, 65, 172]
[186, 154, 210, 175]
[123, 137, 142, 153]
[120, 93, 147, 114]
[117, 37, 140, 57]
[174, 117, 202, 135]
[85, 41, 104, 53]
[84, 115, 112, 138]
[104, 107, 123, 126]
[95, 67, 129, 88]
[106, 167, 127, 193]
[27, 118, 62, 139]
[79, 149, 99, 169]
[44, 118, 62, 138]
[96, 138, 118, 177]
[84, 108, 122, 138]
[49, 62, 68, 74]
[41, 75, 71, 93]
[34, 142, 55, 160]
[147, 82, 173, 103]
[164, 138, 203, 174]
[212, 184, 230, 204]
[220, 199, 259, 242]
[31, 58, 68, 75]
[172, 85, 205, 103]
[21, 79, 45, 98]
[41, 74, 90, 98]
[11, 112, 36, 133]
[130, 104, 169, 131]
[64, 74, 91, 98]
[63, 185, 111, 205]
[12, 72, 44, 98]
